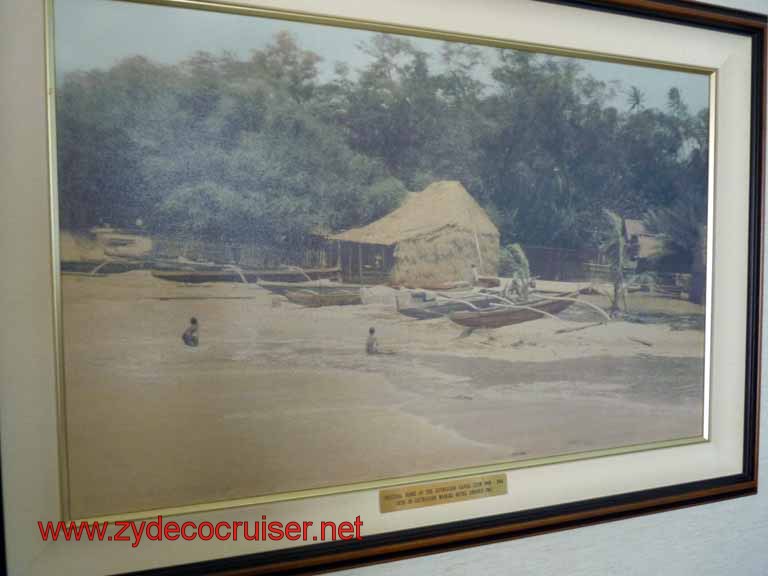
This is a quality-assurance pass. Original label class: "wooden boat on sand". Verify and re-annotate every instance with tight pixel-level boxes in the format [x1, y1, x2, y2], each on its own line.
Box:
[399, 281, 473, 291]
[284, 290, 362, 307]
[247, 266, 341, 282]
[396, 292, 499, 320]
[152, 269, 243, 283]
[152, 266, 341, 284]
[258, 280, 360, 295]
[62, 260, 144, 275]
[449, 291, 581, 329]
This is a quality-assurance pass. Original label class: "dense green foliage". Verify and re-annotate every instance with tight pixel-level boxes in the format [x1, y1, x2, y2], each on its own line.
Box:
[56, 31, 708, 256]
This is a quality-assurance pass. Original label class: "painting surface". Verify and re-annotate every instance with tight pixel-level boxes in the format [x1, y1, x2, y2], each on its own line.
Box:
[55, 0, 709, 518]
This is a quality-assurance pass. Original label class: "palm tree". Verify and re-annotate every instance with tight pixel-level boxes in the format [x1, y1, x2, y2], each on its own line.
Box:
[600, 209, 626, 317]
[667, 87, 688, 117]
[499, 243, 531, 300]
[626, 86, 645, 112]
[645, 195, 707, 304]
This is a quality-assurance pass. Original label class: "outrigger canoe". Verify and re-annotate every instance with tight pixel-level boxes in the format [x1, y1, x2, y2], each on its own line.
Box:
[258, 280, 360, 295]
[449, 291, 581, 329]
[152, 269, 243, 283]
[152, 266, 341, 284]
[396, 292, 500, 320]
[284, 290, 362, 307]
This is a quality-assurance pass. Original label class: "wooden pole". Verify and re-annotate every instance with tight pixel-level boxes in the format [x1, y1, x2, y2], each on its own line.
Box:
[473, 230, 483, 269]
[381, 245, 386, 278]
[358, 244, 363, 285]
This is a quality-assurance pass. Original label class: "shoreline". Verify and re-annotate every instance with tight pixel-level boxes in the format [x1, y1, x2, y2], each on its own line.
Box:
[61, 271, 706, 518]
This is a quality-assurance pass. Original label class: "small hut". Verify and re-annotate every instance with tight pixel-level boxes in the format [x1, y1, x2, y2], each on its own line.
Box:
[624, 219, 663, 263]
[327, 181, 500, 287]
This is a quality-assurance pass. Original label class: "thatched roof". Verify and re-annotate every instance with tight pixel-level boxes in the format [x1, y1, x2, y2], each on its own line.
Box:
[636, 235, 663, 259]
[624, 218, 662, 259]
[624, 218, 648, 239]
[328, 181, 499, 246]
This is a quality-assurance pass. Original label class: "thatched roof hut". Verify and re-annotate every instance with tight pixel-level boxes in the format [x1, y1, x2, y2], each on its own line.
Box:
[624, 218, 663, 260]
[328, 181, 500, 286]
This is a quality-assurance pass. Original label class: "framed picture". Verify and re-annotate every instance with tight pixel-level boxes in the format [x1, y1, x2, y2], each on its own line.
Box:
[0, 0, 764, 574]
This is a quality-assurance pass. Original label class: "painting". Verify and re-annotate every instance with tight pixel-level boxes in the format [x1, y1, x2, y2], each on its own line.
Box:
[54, 0, 714, 520]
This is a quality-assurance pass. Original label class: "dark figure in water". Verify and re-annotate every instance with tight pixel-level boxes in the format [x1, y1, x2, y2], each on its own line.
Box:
[182, 317, 199, 347]
[366, 327, 378, 355]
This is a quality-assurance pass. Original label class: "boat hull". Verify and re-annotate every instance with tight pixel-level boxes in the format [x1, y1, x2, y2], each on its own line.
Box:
[449, 295, 577, 328]
[284, 290, 362, 307]
[397, 295, 499, 320]
[152, 270, 242, 283]
[152, 267, 341, 284]
[259, 281, 360, 295]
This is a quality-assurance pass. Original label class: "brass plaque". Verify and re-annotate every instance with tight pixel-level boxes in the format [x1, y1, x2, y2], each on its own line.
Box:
[379, 473, 507, 513]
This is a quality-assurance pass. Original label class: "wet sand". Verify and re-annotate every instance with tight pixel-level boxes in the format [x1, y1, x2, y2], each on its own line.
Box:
[61, 271, 705, 518]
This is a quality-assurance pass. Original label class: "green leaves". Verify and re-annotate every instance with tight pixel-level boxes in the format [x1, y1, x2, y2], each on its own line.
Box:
[56, 30, 707, 266]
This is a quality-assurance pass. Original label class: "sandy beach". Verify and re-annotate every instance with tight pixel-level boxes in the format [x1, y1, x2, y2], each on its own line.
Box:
[61, 271, 705, 518]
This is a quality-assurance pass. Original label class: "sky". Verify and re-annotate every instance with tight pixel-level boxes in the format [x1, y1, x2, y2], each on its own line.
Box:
[53, 0, 710, 113]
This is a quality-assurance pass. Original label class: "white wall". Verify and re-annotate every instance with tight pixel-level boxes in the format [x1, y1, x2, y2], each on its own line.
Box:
[339, 1, 768, 574]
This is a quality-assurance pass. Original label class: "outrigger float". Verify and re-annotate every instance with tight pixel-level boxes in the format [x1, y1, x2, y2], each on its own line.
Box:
[397, 285, 610, 329]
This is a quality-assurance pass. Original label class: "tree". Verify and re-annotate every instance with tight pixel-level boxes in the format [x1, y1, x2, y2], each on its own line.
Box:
[644, 186, 707, 303]
[642, 90, 709, 301]
[338, 34, 446, 186]
[499, 243, 531, 300]
[56, 56, 171, 229]
[480, 52, 623, 248]
[55, 29, 709, 273]
[599, 209, 626, 317]
[253, 31, 321, 102]
[626, 86, 645, 112]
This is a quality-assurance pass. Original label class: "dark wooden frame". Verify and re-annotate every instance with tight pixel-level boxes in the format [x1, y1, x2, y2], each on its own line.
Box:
[1, 0, 764, 574]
